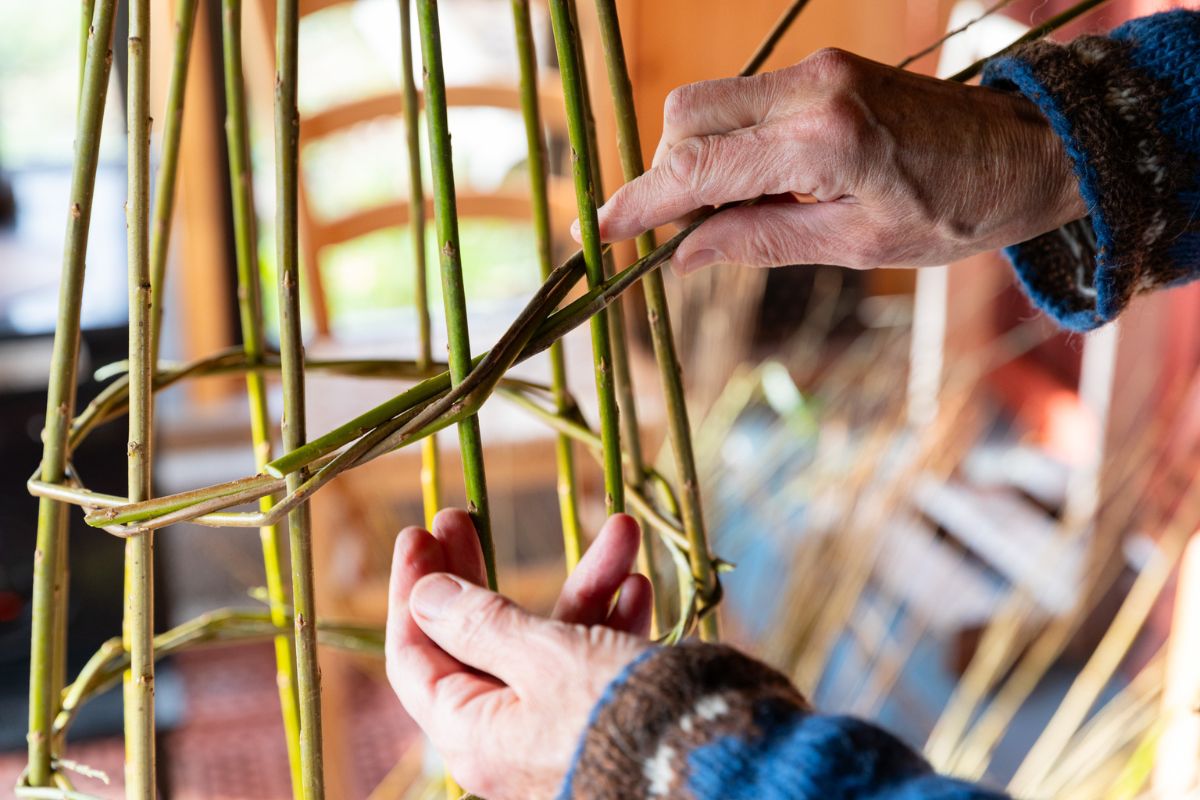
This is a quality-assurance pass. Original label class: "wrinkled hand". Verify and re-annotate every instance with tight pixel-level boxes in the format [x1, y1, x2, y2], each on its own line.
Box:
[385, 510, 652, 800]
[582, 48, 1086, 273]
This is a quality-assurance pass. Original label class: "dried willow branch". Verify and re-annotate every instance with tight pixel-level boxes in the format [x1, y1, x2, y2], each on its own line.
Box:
[273, 0, 325, 794]
[221, 0, 303, 792]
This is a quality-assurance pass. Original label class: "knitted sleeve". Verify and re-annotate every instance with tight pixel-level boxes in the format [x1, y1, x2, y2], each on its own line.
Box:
[558, 643, 1009, 799]
[980, 9, 1200, 331]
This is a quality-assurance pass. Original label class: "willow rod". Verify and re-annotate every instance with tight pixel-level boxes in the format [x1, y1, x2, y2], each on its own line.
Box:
[399, 0, 442, 532]
[221, 0, 303, 792]
[949, 0, 1115, 82]
[588, 0, 732, 641]
[25, 0, 118, 788]
[123, 0, 156, 793]
[274, 0, 325, 795]
[148, 0, 199, 366]
[545, 0, 625, 516]
[414, 0, 496, 588]
[509, 0, 584, 566]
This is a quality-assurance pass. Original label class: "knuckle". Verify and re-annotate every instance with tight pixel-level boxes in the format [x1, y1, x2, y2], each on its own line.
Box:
[803, 47, 859, 85]
[662, 85, 694, 125]
[663, 137, 707, 198]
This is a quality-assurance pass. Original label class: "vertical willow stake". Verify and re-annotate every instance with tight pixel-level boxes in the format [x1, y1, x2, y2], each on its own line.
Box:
[275, 1, 325, 796]
[222, 1, 304, 794]
[562, 0, 662, 625]
[26, 0, 118, 787]
[509, 0, 584, 566]
[590, 0, 719, 640]
[546, 0, 624, 517]
[124, 0, 157, 794]
[414, 0, 497, 588]
[148, 0, 199, 366]
[399, 0, 442, 532]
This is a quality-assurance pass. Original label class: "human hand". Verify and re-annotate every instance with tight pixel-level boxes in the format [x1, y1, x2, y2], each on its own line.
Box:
[583, 48, 1086, 274]
[385, 510, 652, 800]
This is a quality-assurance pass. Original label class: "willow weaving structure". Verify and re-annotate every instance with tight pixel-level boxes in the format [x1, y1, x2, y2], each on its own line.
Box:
[18, 0, 1114, 797]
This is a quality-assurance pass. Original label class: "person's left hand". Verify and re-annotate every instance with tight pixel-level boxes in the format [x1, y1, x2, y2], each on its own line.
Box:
[385, 509, 653, 800]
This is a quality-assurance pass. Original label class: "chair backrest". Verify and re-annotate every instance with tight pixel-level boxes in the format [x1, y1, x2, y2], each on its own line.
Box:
[252, 0, 578, 337]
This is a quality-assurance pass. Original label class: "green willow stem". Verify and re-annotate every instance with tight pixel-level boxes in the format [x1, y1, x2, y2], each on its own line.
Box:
[123, 0, 156, 794]
[399, 0, 442, 531]
[68, 222, 696, 534]
[546, 0, 624, 516]
[415, 0, 496, 588]
[221, 1, 303, 793]
[55, 609, 384, 744]
[509, 0, 584, 566]
[148, 0, 199, 366]
[274, 0, 325, 795]
[27, 0, 118, 788]
[589, 0, 722, 641]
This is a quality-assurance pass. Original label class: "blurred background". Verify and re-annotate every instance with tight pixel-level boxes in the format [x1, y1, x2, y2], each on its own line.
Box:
[1, 0, 1198, 797]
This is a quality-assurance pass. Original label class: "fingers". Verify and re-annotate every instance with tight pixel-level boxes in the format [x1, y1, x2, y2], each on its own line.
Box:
[653, 73, 780, 166]
[411, 573, 572, 691]
[670, 201, 870, 274]
[386, 528, 471, 712]
[430, 508, 487, 587]
[553, 514, 643, 625]
[594, 126, 798, 243]
[607, 574, 653, 638]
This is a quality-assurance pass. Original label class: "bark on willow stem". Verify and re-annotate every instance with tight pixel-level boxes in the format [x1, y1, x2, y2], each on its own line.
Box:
[399, 0, 442, 532]
[274, 0, 325, 796]
[509, 0, 584, 566]
[588, 0, 720, 641]
[221, 0, 304, 794]
[123, 0, 157, 794]
[148, 0, 199, 367]
[26, 0, 118, 788]
[546, 0, 624, 517]
[414, 0, 497, 588]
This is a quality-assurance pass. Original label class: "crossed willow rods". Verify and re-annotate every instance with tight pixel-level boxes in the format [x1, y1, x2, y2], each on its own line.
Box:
[21, 0, 1113, 796]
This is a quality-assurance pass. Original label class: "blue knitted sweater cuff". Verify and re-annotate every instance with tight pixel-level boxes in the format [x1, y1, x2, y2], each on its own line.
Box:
[981, 9, 1200, 331]
[557, 643, 1008, 799]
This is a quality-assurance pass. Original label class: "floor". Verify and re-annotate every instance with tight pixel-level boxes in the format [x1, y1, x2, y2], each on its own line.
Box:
[0, 642, 419, 799]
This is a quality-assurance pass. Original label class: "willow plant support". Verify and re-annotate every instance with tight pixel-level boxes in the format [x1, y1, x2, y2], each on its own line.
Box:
[222, 0, 304, 792]
[274, 0, 325, 796]
[19, 0, 1122, 794]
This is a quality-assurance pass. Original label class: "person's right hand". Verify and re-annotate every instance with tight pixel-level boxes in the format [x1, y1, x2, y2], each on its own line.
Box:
[581, 48, 1086, 274]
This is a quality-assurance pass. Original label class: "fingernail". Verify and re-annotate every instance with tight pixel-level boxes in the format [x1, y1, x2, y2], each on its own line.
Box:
[569, 219, 581, 241]
[674, 249, 722, 275]
[412, 574, 463, 619]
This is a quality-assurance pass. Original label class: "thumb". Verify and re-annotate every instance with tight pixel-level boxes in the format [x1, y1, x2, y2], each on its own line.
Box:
[410, 573, 571, 689]
[671, 201, 861, 275]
